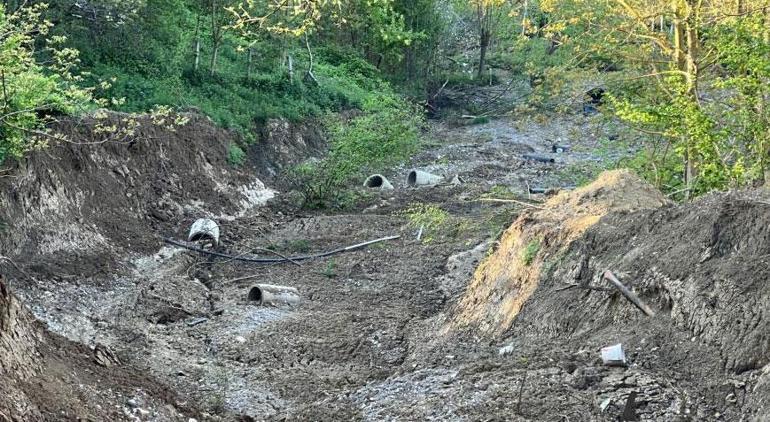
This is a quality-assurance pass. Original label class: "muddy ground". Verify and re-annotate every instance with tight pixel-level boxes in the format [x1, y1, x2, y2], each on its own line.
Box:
[2, 106, 770, 421]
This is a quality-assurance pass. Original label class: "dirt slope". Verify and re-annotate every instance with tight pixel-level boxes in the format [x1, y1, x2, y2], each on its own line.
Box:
[0, 112, 275, 421]
[0, 275, 198, 421]
[386, 171, 770, 421]
[449, 170, 669, 335]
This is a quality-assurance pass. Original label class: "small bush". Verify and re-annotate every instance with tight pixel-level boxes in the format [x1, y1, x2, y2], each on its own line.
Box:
[287, 89, 425, 210]
[227, 144, 246, 167]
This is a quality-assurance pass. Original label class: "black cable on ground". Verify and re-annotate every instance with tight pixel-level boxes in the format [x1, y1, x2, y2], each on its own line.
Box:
[163, 235, 400, 264]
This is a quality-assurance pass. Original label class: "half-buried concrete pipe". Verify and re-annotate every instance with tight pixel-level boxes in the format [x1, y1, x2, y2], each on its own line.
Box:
[406, 170, 443, 187]
[188, 218, 220, 246]
[363, 174, 394, 190]
[248, 284, 301, 307]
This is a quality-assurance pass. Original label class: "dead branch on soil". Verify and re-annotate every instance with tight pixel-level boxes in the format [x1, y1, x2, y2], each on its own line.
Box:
[603, 270, 656, 317]
[476, 198, 547, 209]
[516, 370, 528, 414]
[554, 283, 612, 293]
[164, 235, 401, 265]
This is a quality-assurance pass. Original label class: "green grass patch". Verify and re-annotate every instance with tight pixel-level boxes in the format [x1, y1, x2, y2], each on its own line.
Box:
[521, 239, 541, 266]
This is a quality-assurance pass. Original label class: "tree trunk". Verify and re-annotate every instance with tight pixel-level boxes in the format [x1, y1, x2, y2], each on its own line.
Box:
[673, 3, 701, 199]
[478, 30, 489, 79]
[210, 45, 219, 76]
[194, 15, 201, 71]
[287, 54, 294, 83]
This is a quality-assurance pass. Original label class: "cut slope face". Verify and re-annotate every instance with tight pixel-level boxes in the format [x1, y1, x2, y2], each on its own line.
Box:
[0, 276, 193, 420]
[0, 113, 273, 276]
[517, 188, 770, 374]
[448, 170, 669, 335]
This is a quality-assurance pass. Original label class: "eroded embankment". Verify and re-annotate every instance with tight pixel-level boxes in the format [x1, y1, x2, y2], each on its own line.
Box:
[0, 112, 278, 420]
[427, 170, 770, 420]
[449, 169, 670, 335]
[0, 113, 273, 276]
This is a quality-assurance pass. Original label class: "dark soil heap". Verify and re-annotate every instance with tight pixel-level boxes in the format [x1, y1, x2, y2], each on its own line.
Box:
[435, 170, 770, 420]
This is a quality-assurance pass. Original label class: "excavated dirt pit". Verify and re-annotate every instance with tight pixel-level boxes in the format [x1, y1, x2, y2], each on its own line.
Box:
[3, 110, 770, 421]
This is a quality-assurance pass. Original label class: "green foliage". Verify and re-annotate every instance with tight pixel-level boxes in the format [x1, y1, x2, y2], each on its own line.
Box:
[531, 0, 770, 197]
[227, 143, 246, 166]
[286, 90, 424, 209]
[521, 239, 541, 266]
[0, 3, 94, 162]
[326, 92, 424, 175]
[405, 203, 450, 243]
[320, 259, 337, 278]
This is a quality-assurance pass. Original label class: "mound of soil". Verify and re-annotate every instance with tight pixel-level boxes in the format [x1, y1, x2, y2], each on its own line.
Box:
[449, 170, 669, 335]
[0, 276, 196, 421]
[421, 170, 770, 420]
[0, 112, 284, 421]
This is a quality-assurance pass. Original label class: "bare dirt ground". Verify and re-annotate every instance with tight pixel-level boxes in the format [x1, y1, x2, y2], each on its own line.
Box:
[3, 106, 770, 421]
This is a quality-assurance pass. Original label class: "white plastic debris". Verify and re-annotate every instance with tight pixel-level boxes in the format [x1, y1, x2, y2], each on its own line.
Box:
[601, 343, 627, 366]
[599, 397, 612, 412]
[498, 343, 515, 356]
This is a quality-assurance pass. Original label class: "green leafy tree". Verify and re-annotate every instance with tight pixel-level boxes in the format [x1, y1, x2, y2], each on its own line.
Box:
[539, 0, 770, 196]
[0, 3, 94, 162]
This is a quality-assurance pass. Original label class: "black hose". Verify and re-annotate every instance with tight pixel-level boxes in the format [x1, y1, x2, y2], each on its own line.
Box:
[163, 235, 400, 264]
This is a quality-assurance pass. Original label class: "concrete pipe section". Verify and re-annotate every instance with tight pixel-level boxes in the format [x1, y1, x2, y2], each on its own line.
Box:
[188, 218, 220, 246]
[248, 284, 301, 307]
[406, 170, 443, 187]
[363, 174, 394, 190]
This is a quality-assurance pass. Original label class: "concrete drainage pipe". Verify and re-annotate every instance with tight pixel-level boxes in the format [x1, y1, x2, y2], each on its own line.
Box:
[248, 284, 301, 307]
[188, 218, 220, 246]
[406, 170, 443, 187]
[363, 174, 394, 190]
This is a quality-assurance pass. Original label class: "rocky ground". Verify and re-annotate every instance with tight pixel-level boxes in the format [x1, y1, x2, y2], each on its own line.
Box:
[2, 105, 770, 421]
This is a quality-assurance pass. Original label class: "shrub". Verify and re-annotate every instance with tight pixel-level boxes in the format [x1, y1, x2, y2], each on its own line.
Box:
[227, 144, 246, 167]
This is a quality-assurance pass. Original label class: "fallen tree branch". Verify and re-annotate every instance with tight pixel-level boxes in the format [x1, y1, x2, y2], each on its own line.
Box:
[164, 235, 401, 264]
[554, 283, 612, 293]
[602, 270, 656, 317]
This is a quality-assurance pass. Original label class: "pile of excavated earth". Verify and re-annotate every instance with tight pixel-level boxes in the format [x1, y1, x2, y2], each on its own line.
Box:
[2, 111, 770, 421]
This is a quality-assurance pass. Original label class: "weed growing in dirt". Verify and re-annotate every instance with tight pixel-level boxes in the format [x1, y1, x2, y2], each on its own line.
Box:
[207, 368, 230, 414]
[227, 144, 246, 167]
[483, 185, 517, 200]
[521, 239, 541, 266]
[320, 259, 337, 278]
[405, 203, 450, 243]
[285, 239, 311, 254]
